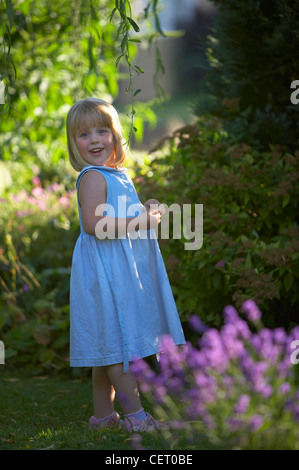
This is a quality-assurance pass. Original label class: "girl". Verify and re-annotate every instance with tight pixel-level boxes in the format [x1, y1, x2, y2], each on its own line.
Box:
[66, 97, 185, 432]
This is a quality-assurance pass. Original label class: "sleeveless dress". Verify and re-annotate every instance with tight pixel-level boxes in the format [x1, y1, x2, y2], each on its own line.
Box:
[69, 165, 185, 372]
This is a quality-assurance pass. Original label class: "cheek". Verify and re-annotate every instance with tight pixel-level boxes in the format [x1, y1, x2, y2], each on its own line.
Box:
[75, 139, 85, 153]
[105, 133, 114, 146]
[106, 135, 115, 152]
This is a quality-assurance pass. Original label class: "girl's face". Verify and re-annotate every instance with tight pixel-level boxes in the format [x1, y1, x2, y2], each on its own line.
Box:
[75, 125, 115, 167]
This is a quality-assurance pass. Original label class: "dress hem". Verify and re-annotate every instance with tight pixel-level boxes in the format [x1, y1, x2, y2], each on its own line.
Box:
[70, 338, 185, 368]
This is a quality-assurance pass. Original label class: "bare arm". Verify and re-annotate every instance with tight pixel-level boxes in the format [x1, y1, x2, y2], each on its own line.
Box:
[78, 171, 161, 238]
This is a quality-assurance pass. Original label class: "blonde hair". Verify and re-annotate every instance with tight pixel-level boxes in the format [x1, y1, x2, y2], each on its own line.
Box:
[66, 98, 126, 172]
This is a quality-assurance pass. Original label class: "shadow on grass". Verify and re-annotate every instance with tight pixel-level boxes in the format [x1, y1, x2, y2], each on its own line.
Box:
[0, 373, 225, 451]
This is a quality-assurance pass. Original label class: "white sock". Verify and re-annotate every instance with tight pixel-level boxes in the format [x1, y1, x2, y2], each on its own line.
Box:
[95, 411, 116, 422]
[125, 408, 147, 421]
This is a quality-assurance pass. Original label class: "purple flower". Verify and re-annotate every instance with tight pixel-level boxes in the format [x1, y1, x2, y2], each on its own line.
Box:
[159, 336, 184, 375]
[248, 415, 263, 431]
[153, 384, 167, 404]
[278, 382, 291, 394]
[234, 394, 250, 414]
[188, 315, 209, 334]
[200, 329, 228, 373]
[289, 326, 299, 342]
[240, 355, 272, 396]
[159, 335, 177, 354]
[185, 348, 206, 369]
[259, 383, 273, 398]
[277, 355, 292, 379]
[222, 375, 234, 389]
[223, 305, 240, 324]
[130, 433, 145, 450]
[194, 371, 212, 388]
[187, 402, 216, 429]
[235, 319, 252, 340]
[221, 326, 245, 359]
[130, 357, 155, 383]
[241, 299, 262, 322]
[169, 420, 189, 430]
[215, 259, 226, 268]
[292, 405, 299, 423]
[167, 376, 184, 393]
[272, 327, 287, 345]
[227, 417, 243, 432]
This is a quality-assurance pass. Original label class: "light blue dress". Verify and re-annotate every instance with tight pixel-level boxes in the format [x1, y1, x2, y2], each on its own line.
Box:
[69, 165, 185, 372]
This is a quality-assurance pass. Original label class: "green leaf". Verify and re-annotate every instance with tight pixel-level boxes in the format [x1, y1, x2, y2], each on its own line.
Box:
[6, 56, 17, 79]
[154, 13, 165, 37]
[127, 16, 140, 32]
[283, 273, 293, 292]
[6, 0, 14, 29]
[282, 194, 290, 208]
[134, 88, 141, 96]
[121, 35, 128, 52]
[245, 253, 252, 269]
[133, 65, 144, 74]
[115, 54, 124, 67]
[244, 192, 250, 204]
[118, 0, 127, 13]
[109, 7, 117, 22]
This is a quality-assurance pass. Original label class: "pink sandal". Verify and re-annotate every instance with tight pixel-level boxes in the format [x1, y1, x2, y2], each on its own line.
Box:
[88, 411, 121, 430]
[120, 412, 169, 432]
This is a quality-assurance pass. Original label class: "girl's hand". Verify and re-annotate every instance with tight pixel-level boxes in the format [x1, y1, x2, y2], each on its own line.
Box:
[134, 208, 161, 231]
[143, 199, 166, 216]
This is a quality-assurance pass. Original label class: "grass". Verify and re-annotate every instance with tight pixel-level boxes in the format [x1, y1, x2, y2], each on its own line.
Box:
[0, 372, 168, 451]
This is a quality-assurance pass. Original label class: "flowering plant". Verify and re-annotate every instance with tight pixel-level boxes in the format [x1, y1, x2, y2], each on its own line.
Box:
[131, 301, 299, 450]
[0, 168, 78, 373]
[136, 122, 299, 330]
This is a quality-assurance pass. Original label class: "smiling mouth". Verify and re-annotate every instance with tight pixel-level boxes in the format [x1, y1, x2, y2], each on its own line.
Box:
[89, 148, 104, 154]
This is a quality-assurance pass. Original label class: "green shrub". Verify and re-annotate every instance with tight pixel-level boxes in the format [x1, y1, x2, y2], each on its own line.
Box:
[1, 116, 298, 374]
[0, 162, 79, 374]
[195, 0, 299, 149]
[135, 117, 299, 329]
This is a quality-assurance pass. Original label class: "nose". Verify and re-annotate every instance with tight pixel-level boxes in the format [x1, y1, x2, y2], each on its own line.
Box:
[90, 130, 100, 143]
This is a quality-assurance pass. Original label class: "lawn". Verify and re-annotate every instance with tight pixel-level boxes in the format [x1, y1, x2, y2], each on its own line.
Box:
[0, 373, 167, 451]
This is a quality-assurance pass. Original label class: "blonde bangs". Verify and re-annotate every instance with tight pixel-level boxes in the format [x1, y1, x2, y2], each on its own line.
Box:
[70, 102, 113, 136]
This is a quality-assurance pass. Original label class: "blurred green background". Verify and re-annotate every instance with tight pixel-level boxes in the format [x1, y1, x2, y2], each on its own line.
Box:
[0, 0, 298, 375]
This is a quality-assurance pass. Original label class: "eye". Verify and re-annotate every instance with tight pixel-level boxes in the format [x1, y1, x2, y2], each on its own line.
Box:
[98, 129, 106, 134]
[80, 132, 88, 137]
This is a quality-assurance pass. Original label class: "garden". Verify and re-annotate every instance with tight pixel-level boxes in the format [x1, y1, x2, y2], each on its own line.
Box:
[0, 0, 299, 451]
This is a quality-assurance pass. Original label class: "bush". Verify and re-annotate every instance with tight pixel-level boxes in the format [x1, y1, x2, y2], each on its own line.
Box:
[135, 117, 299, 329]
[131, 301, 299, 450]
[195, 0, 299, 149]
[0, 162, 79, 374]
[1, 117, 298, 373]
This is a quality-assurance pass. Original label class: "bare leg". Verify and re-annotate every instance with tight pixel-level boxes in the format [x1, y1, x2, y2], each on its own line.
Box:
[92, 366, 115, 419]
[107, 363, 142, 414]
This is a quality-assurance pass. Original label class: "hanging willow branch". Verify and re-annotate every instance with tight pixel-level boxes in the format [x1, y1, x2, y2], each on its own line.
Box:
[109, 0, 165, 145]
[1, 0, 16, 114]
[0, 0, 166, 131]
